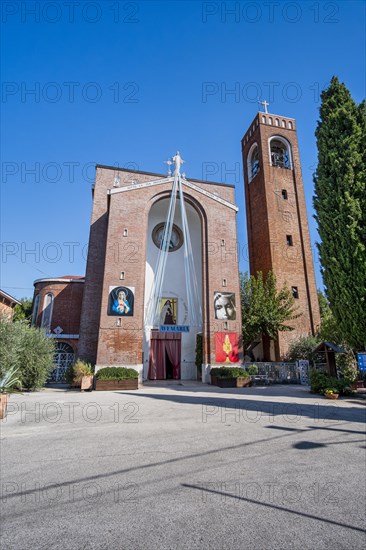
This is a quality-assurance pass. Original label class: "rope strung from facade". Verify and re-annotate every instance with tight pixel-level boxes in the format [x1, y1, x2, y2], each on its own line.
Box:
[145, 152, 202, 328]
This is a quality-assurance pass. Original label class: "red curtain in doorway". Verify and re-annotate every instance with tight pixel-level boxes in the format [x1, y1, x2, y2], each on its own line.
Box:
[148, 337, 166, 380]
[165, 338, 181, 380]
[148, 331, 181, 380]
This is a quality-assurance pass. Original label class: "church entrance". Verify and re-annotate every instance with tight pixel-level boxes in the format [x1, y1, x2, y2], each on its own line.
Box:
[148, 330, 181, 380]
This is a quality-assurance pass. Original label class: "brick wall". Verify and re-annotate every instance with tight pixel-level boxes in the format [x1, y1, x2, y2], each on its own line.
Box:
[32, 280, 84, 353]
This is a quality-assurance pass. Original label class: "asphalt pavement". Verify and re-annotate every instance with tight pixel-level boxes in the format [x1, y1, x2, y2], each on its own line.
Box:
[1, 383, 365, 550]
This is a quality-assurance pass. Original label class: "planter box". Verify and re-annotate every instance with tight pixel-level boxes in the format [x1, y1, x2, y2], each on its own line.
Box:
[95, 379, 138, 391]
[211, 376, 251, 388]
[0, 394, 9, 420]
[81, 375, 94, 391]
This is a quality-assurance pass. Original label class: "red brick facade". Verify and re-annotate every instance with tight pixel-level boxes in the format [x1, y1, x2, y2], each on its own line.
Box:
[78, 166, 243, 378]
[242, 113, 320, 359]
[32, 277, 85, 355]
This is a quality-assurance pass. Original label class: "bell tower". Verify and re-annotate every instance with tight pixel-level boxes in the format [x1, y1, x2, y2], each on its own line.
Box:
[241, 108, 320, 360]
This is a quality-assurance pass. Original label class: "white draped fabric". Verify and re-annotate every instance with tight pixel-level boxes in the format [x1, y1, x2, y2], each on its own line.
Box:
[145, 154, 202, 328]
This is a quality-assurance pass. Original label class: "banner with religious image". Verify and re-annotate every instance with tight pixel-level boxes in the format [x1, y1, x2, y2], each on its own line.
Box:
[108, 286, 135, 316]
[215, 332, 239, 363]
[159, 298, 177, 325]
[214, 292, 236, 320]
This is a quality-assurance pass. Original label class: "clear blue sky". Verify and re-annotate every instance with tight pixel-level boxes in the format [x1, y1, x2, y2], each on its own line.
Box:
[1, 0, 365, 299]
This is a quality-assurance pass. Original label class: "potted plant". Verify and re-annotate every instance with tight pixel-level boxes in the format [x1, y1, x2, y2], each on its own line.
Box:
[0, 366, 21, 420]
[324, 388, 339, 400]
[66, 360, 94, 391]
[95, 367, 138, 391]
[247, 364, 259, 376]
[210, 367, 251, 388]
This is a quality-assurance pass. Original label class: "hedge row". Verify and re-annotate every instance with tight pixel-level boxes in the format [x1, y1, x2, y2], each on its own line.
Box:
[96, 367, 138, 380]
[210, 367, 250, 379]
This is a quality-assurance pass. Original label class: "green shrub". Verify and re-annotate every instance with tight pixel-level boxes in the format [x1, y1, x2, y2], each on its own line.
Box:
[339, 364, 357, 383]
[96, 367, 138, 380]
[310, 369, 353, 396]
[247, 364, 259, 375]
[195, 333, 203, 379]
[210, 367, 249, 379]
[310, 369, 329, 394]
[333, 378, 353, 396]
[0, 319, 55, 391]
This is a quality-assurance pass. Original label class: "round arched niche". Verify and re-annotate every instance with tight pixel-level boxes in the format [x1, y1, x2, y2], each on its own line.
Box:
[143, 195, 203, 381]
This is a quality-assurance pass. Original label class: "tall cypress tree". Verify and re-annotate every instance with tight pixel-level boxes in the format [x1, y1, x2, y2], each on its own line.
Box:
[313, 77, 366, 350]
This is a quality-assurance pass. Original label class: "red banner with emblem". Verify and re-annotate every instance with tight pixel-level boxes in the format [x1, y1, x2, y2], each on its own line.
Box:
[215, 332, 239, 363]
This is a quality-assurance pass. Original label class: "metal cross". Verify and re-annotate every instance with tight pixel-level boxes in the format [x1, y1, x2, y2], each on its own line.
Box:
[164, 159, 173, 176]
[258, 100, 270, 114]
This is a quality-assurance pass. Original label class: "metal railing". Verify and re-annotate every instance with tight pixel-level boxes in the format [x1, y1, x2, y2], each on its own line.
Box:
[241, 362, 301, 384]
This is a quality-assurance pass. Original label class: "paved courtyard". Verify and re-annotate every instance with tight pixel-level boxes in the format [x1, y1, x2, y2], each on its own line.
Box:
[1, 383, 365, 550]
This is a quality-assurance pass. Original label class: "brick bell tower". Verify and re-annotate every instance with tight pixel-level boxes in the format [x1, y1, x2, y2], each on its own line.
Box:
[241, 106, 320, 360]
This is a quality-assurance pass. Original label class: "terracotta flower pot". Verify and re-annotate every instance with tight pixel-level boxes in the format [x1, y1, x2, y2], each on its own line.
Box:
[325, 393, 339, 400]
[81, 375, 94, 391]
[0, 394, 9, 420]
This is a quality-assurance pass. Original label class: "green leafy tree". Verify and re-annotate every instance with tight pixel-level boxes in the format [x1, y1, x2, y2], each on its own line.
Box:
[313, 77, 366, 350]
[285, 334, 321, 366]
[240, 271, 301, 351]
[13, 297, 33, 323]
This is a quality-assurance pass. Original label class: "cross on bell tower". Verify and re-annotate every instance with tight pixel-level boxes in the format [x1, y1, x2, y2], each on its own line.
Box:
[258, 99, 270, 114]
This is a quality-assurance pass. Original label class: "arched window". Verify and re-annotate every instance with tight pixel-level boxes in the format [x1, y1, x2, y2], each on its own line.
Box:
[269, 137, 292, 169]
[269, 117, 273, 125]
[41, 292, 54, 332]
[288, 121, 293, 130]
[31, 294, 40, 326]
[262, 115, 266, 123]
[282, 120, 286, 128]
[248, 144, 260, 182]
[275, 118, 279, 126]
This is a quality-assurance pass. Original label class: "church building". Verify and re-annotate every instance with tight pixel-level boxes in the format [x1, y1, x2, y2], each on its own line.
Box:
[31, 108, 320, 380]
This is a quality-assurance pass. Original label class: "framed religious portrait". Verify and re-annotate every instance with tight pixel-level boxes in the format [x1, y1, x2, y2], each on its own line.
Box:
[213, 292, 236, 320]
[108, 286, 134, 316]
[159, 298, 177, 325]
